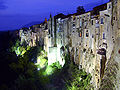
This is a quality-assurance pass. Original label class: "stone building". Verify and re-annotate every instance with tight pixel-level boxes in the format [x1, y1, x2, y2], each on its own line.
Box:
[19, 21, 47, 47]
[18, 0, 120, 89]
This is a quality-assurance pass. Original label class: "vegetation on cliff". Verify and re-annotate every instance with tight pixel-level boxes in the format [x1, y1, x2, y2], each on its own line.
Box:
[0, 38, 92, 90]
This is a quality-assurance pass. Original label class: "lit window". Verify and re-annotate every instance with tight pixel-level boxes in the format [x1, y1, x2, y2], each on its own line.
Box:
[79, 32, 82, 37]
[96, 19, 99, 24]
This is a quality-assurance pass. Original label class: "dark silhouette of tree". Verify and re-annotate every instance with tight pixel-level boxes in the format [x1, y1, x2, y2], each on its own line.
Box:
[76, 6, 85, 14]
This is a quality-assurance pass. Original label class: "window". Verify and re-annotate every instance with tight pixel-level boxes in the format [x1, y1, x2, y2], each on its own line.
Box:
[113, 17, 115, 20]
[86, 30, 89, 37]
[73, 23, 75, 29]
[73, 23, 75, 27]
[103, 33, 105, 39]
[92, 34, 94, 38]
[51, 32, 53, 37]
[79, 65, 82, 69]
[57, 28, 59, 32]
[101, 18, 104, 24]
[91, 20, 93, 25]
[49, 29, 50, 34]
[76, 48, 78, 56]
[109, 4, 111, 9]
[96, 20, 99, 28]
[80, 19, 82, 27]
[96, 20, 99, 24]
[79, 32, 82, 37]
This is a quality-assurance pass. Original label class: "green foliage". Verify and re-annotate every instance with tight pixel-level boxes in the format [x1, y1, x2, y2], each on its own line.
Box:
[11, 39, 31, 56]
[36, 60, 62, 76]
[9, 46, 45, 89]
[10, 75, 40, 90]
[65, 65, 92, 90]
[62, 52, 92, 90]
[51, 61, 62, 69]
[36, 55, 48, 69]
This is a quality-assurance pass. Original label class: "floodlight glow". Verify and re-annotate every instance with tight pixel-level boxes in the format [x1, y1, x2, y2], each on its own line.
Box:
[48, 44, 65, 67]
[48, 47, 57, 65]
[35, 55, 47, 69]
[37, 68, 40, 71]
[16, 47, 20, 55]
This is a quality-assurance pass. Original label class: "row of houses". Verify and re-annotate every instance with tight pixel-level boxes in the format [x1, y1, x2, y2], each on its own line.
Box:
[19, 0, 120, 89]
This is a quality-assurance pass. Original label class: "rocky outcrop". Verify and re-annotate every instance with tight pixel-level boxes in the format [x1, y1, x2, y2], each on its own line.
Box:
[100, 38, 120, 90]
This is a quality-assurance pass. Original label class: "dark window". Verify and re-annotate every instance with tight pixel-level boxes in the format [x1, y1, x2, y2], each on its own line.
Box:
[113, 17, 115, 20]
[73, 24, 75, 27]
[98, 79, 99, 83]
[92, 35, 94, 38]
[83, 48, 86, 52]
[49, 29, 50, 34]
[79, 65, 82, 69]
[86, 30, 89, 37]
[91, 20, 93, 25]
[86, 33, 89, 37]
[101, 18, 104, 24]
[51, 31, 53, 37]
[103, 33, 105, 39]
[76, 48, 78, 56]
[109, 4, 111, 9]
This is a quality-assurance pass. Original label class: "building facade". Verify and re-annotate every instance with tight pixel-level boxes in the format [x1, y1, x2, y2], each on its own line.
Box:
[19, 0, 120, 89]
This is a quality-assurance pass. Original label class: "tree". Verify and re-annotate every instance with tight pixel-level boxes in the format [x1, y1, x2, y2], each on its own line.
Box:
[76, 6, 85, 14]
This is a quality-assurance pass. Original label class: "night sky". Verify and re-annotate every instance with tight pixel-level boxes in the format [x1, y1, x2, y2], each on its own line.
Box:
[0, 0, 109, 31]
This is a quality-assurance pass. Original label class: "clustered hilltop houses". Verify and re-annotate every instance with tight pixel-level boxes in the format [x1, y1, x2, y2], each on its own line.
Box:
[19, 0, 120, 89]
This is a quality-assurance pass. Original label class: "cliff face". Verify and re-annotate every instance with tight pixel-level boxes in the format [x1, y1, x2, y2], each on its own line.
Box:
[100, 0, 120, 89]
[100, 38, 120, 90]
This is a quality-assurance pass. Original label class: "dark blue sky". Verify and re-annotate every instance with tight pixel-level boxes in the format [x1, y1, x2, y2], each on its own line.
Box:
[0, 0, 109, 31]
